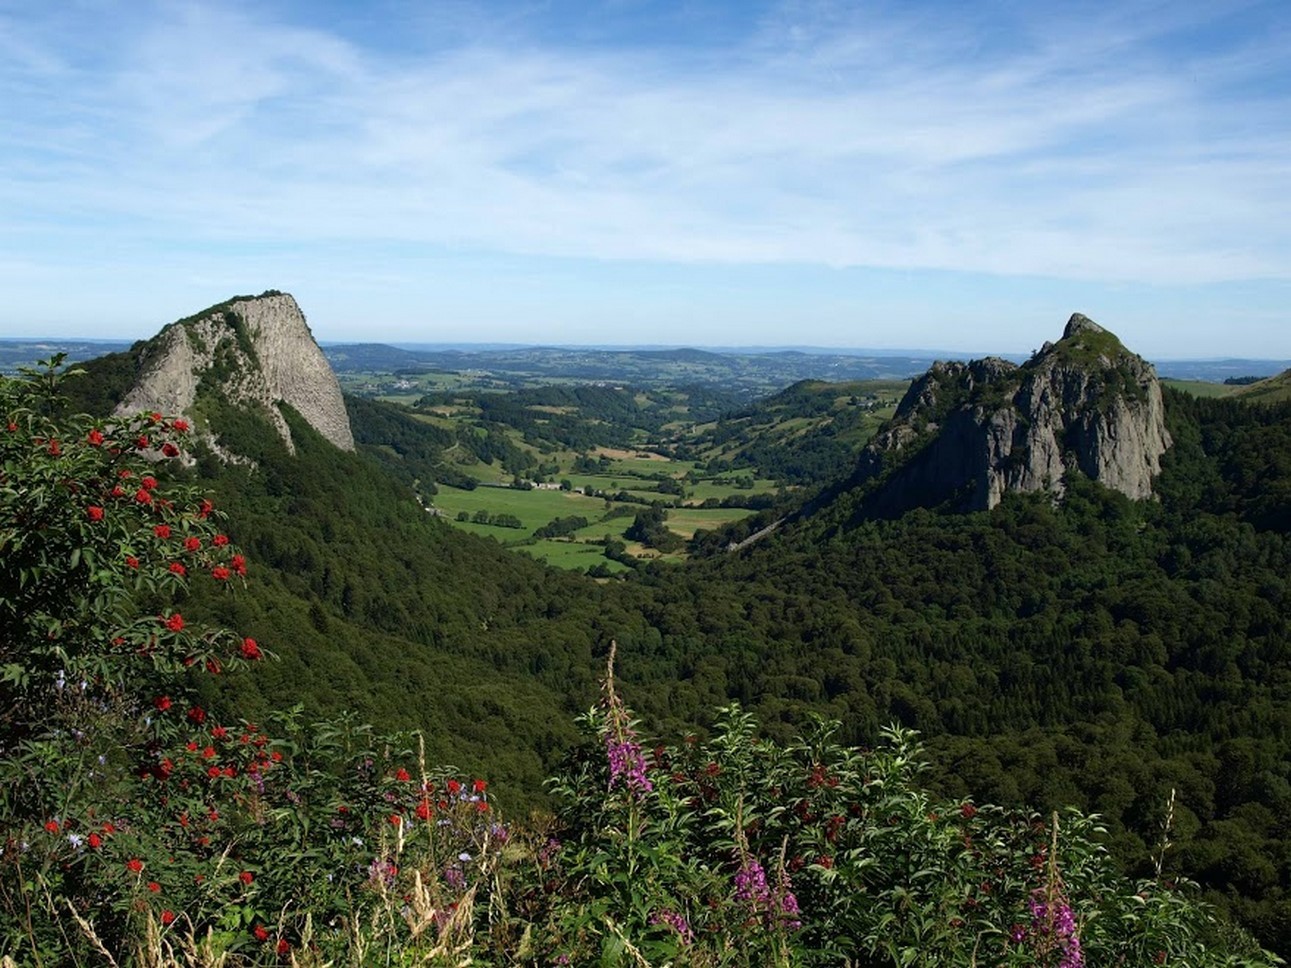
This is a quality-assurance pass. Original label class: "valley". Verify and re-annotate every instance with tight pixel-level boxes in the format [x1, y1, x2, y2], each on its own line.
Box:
[344, 375, 903, 570]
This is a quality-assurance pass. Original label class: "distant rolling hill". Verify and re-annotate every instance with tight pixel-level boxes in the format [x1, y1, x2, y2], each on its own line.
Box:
[677, 378, 906, 484]
[320, 342, 940, 397]
[4, 337, 1289, 391]
[0, 338, 134, 373]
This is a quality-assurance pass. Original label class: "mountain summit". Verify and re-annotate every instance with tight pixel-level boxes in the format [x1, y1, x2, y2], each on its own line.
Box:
[116, 291, 354, 453]
[855, 313, 1171, 513]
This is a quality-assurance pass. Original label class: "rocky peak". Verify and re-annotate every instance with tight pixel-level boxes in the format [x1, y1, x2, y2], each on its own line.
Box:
[1063, 312, 1104, 339]
[856, 314, 1171, 513]
[116, 292, 354, 454]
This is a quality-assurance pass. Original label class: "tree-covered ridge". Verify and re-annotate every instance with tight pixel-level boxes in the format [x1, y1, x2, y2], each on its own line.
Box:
[668, 378, 905, 485]
[619, 387, 1291, 950]
[319, 365, 1291, 953]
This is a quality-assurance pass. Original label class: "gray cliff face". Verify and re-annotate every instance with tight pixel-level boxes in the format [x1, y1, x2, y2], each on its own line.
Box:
[116, 293, 355, 453]
[858, 314, 1171, 513]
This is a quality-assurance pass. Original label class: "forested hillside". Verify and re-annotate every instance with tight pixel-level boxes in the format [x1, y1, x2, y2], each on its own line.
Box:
[180, 405, 614, 799]
[669, 378, 905, 484]
[618, 388, 1291, 949]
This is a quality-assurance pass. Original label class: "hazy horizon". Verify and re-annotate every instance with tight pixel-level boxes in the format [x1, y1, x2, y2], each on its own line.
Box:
[3, 334, 1288, 368]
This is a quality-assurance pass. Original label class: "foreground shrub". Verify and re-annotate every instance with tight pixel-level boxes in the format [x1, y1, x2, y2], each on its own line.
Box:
[0, 362, 506, 965]
[540, 648, 1278, 966]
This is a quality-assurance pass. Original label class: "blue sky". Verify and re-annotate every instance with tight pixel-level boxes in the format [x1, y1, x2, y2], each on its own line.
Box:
[2, 0, 1289, 358]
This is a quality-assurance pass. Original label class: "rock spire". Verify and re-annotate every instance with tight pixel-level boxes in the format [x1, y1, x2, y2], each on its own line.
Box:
[116, 292, 355, 453]
[856, 313, 1171, 512]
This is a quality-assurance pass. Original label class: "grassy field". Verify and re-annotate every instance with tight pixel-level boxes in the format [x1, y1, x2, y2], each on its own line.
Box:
[412, 411, 470, 428]
[686, 478, 779, 502]
[428, 480, 762, 572]
[664, 507, 758, 538]
[1162, 379, 1236, 399]
[430, 485, 607, 531]
[1233, 372, 1291, 404]
[590, 451, 679, 474]
[515, 540, 631, 573]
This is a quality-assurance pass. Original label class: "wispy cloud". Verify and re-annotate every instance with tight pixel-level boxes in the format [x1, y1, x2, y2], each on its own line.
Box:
[1, 0, 1289, 346]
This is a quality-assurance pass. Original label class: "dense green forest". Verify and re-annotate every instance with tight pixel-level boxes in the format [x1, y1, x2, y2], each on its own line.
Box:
[617, 388, 1291, 949]
[53, 346, 1291, 955]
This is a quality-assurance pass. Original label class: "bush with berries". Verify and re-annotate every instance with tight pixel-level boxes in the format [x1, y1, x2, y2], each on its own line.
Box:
[0, 361, 505, 965]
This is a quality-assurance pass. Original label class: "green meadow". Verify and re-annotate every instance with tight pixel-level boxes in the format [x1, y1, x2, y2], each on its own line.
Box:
[428, 468, 769, 571]
[431, 484, 607, 531]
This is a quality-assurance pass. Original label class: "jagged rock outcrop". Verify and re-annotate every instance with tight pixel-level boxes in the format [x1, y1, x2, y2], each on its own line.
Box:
[857, 313, 1171, 513]
[116, 292, 354, 454]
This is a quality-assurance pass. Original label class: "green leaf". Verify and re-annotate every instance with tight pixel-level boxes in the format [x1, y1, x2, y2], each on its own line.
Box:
[600, 932, 625, 967]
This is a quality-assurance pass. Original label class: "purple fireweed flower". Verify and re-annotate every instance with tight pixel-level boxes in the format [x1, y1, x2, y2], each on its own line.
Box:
[774, 862, 803, 930]
[1029, 889, 1084, 968]
[778, 889, 802, 930]
[734, 859, 770, 906]
[600, 642, 654, 796]
[605, 734, 653, 794]
[650, 909, 694, 946]
[733, 857, 803, 931]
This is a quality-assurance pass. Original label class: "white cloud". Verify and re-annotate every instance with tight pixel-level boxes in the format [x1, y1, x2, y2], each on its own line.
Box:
[1, 0, 1289, 340]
